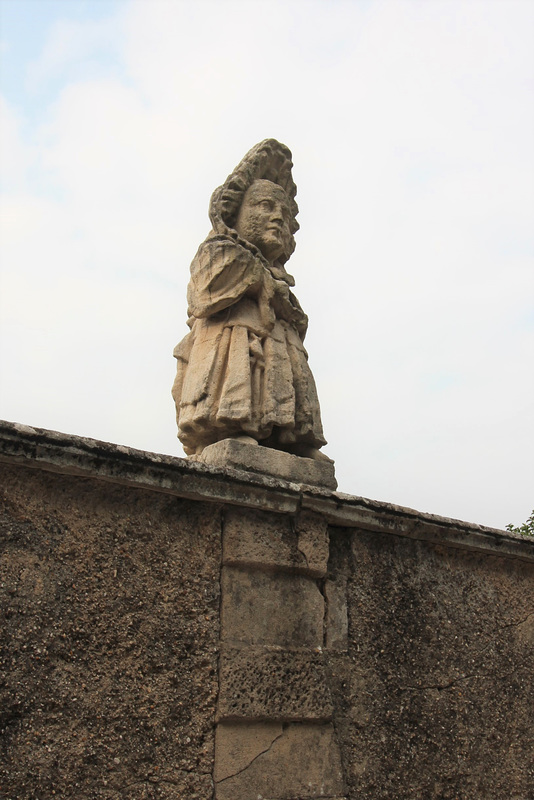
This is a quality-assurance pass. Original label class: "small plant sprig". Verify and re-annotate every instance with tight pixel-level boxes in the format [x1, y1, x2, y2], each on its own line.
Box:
[506, 509, 534, 537]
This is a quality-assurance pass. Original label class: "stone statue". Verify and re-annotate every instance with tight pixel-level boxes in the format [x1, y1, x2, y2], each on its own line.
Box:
[172, 139, 333, 482]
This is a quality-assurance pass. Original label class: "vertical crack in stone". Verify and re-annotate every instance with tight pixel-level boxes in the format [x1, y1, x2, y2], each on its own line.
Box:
[318, 577, 328, 648]
[295, 514, 311, 571]
[329, 711, 348, 798]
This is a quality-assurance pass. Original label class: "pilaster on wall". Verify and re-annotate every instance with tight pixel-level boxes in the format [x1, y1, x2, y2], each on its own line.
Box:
[215, 507, 347, 800]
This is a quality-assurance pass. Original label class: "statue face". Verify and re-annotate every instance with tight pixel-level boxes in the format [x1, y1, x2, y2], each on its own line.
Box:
[235, 179, 292, 261]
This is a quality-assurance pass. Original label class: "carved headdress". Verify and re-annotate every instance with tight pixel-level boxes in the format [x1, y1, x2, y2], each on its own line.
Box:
[208, 139, 299, 268]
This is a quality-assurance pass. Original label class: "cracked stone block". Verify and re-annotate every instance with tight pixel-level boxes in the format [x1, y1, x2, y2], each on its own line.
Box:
[214, 722, 345, 799]
[218, 646, 333, 722]
[223, 508, 330, 578]
[221, 566, 324, 648]
[214, 721, 283, 783]
[295, 510, 329, 577]
[325, 578, 348, 650]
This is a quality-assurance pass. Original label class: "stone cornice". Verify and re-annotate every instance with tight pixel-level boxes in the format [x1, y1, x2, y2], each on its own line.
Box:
[1, 419, 532, 564]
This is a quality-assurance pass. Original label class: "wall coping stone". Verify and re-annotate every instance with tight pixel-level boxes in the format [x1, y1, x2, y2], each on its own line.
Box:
[1, 419, 533, 563]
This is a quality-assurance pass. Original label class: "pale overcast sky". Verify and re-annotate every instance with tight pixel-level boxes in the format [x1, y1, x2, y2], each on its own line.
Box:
[1, 0, 533, 529]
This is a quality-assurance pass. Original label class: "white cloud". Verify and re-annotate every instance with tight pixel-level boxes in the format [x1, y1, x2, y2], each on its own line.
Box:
[0, 95, 36, 190]
[26, 15, 121, 91]
[1, 0, 533, 529]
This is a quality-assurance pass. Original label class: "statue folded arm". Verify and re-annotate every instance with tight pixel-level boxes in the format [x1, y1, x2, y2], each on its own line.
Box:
[187, 238, 263, 319]
[268, 277, 308, 339]
[187, 236, 308, 340]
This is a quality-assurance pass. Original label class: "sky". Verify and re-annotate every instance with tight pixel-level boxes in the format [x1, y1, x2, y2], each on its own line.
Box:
[1, 0, 533, 530]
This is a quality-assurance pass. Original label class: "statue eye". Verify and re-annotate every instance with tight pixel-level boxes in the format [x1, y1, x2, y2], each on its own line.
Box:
[259, 200, 272, 210]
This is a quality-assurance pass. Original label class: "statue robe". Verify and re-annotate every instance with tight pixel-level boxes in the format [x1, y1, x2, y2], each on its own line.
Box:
[172, 235, 326, 455]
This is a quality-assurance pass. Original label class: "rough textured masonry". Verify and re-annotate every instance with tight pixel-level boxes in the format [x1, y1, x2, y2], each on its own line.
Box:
[1, 421, 533, 799]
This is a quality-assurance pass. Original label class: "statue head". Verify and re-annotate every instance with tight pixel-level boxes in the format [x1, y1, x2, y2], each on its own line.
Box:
[234, 179, 293, 263]
[208, 139, 299, 266]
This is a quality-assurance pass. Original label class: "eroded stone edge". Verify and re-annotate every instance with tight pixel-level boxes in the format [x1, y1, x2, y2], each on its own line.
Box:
[1, 420, 532, 562]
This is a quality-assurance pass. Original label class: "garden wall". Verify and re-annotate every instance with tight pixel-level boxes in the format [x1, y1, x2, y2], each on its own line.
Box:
[1, 421, 532, 799]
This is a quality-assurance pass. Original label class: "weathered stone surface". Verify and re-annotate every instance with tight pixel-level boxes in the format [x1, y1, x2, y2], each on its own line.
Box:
[221, 566, 324, 647]
[172, 139, 334, 476]
[325, 577, 348, 650]
[3, 421, 532, 565]
[295, 509, 330, 576]
[200, 438, 337, 489]
[0, 462, 220, 800]
[214, 722, 345, 799]
[3, 421, 534, 799]
[223, 506, 303, 571]
[223, 506, 328, 576]
[214, 721, 283, 783]
[218, 646, 333, 722]
[327, 527, 534, 799]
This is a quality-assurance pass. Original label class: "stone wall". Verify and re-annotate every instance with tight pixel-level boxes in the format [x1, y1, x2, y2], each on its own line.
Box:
[327, 528, 534, 799]
[1, 421, 533, 799]
[0, 449, 221, 798]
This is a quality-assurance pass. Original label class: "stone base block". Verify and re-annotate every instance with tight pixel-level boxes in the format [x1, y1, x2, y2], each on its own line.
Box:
[214, 722, 345, 799]
[223, 507, 329, 577]
[221, 566, 324, 648]
[218, 646, 333, 722]
[198, 438, 337, 490]
[295, 510, 330, 576]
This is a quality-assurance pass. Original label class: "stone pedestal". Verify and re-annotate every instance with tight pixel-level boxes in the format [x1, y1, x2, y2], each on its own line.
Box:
[196, 438, 338, 490]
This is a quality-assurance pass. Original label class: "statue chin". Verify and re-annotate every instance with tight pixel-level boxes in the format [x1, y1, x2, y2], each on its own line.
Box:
[257, 239, 284, 263]
[236, 224, 285, 263]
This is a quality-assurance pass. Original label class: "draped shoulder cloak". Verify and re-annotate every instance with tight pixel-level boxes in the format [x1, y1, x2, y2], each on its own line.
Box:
[172, 235, 326, 455]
